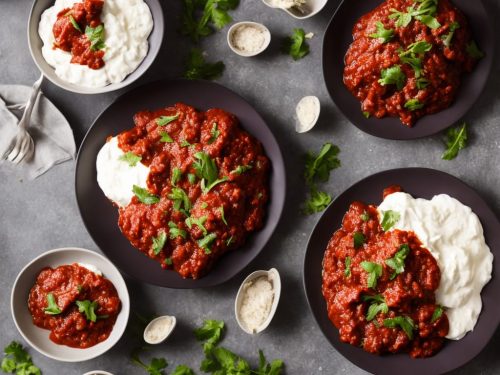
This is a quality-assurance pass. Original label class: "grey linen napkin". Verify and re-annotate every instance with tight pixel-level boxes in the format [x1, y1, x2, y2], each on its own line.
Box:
[0, 84, 76, 179]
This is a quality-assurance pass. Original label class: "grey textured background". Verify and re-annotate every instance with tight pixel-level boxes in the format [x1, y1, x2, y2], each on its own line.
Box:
[1, 0, 499, 374]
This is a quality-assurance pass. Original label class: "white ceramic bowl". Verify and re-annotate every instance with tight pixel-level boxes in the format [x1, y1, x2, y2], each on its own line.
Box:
[11, 247, 130, 362]
[234, 268, 281, 334]
[83, 372, 114, 375]
[143, 315, 177, 345]
[261, 0, 328, 19]
[227, 22, 271, 57]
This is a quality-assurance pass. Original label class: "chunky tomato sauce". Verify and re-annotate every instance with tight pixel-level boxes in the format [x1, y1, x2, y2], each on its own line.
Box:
[116, 103, 270, 279]
[322, 188, 448, 358]
[53, 0, 105, 69]
[344, 0, 480, 126]
[28, 263, 121, 348]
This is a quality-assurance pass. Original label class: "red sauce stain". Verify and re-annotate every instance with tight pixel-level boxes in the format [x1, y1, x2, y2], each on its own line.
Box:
[28, 263, 121, 348]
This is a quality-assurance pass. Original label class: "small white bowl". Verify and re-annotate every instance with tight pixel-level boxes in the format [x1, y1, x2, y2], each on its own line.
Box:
[83, 371, 114, 375]
[234, 268, 281, 334]
[261, 0, 328, 19]
[143, 315, 177, 344]
[227, 22, 271, 57]
[295, 95, 321, 133]
[11, 247, 130, 362]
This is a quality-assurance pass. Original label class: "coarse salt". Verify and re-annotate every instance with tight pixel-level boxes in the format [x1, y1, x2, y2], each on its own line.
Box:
[295, 96, 320, 133]
[144, 316, 174, 343]
[231, 25, 266, 54]
[238, 276, 274, 332]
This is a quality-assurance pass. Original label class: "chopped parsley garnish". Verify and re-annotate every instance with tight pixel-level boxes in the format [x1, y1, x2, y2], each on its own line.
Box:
[184, 48, 225, 80]
[362, 111, 371, 119]
[165, 257, 173, 266]
[152, 231, 167, 255]
[208, 122, 220, 144]
[282, 28, 310, 60]
[119, 151, 142, 167]
[193, 151, 227, 193]
[369, 21, 394, 43]
[1, 341, 41, 375]
[69, 15, 82, 32]
[44, 293, 61, 315]
[385, 244, 410, 279]
[389, 0, 440, 30]
[194, 319, 225, 353]
[353, 232, 366, 249]
[180, 140, 192, 147]
[442, 122, 468, 160]
[362, 294, 389, 321]
[466, 40, 484, 59]
[219, 206, 227, 225]
[160, 131, 174, 143]
[201, 176, 228, 193]
[76, 300, 99, 322]
[398, 41, 432, 78]
[133, 185, 160, 205]
[361, 210, 370, 222]
[198, 233, 217, 254]
[431, 305, 444, 323]
[231, 164, 252, 175]
[304, 189, 332, 214]
[344, 257, 352, 277]
[168, 187, 191, 215]
[380, 210, 400, 231]
[361, 261, 383, 289]
[131, 347, 169, 375]
[188, 173, 197, 184]
[442, 21, 460, 47]
[185, 215, 208, 235]
[172, 168, 182, 186]
[383, 316, 415, 340]
[157, 114, 179, 126]
[85, 24, 106, 51]
[168, 221, 187, 239]
[378, 65, 406, 90]
[416, 77, 430, 89]
[404, 98, 425, 111]
[226, 236, 233, 246]
[201, 202, 208, 209]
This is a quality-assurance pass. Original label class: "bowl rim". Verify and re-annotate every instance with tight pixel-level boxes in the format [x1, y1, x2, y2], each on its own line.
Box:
[26, 0, 164, 94]
[260, 0, 328, 19]
[10, 247, 130, 362]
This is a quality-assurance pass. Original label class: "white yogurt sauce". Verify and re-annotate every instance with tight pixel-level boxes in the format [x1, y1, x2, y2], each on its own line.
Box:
[38, 0, 153, 88]
[268, 0, 306, 9]
[238, 276, 274, 333]
[78, 262, 102, 276]
[295, 96, 320, 133]
[96, 136, 150, 207]
[378, 192, 493, 340]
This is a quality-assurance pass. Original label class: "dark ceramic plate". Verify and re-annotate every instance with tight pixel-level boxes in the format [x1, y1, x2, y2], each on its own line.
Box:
[323, 0, 494, 140]
[303, 168, 500, 374]
[75, 79, 286, 288]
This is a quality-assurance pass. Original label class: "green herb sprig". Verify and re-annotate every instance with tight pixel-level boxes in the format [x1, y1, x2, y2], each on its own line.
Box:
[1, 341, 41, 375]
[282, 28, 310, 60]
[442, 123, 468, 160]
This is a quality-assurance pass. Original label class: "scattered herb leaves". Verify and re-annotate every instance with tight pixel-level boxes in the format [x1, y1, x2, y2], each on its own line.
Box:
[361, 261, 383, 289]
[362, 294, 389, 321]
[379, 65, 406, 90]
[442, 122, 468, 160]
[383, 316, 415, 340]
[442, 21, 460, 47]
[152, 231, 167, 255]
[185, 215, 208, 235]
[157, 114, 179, 126]
[231, 165, 252, 175]
[219, 206, 227, 225]
[1, 341, 41, 375]
[184, 48, 225, 80]
[344, 257, 352, 278]
[431, 305, 444, 323]
[208, 122, 220, 144]
[353, 232, 366, 249]
[369, 21, 394, 43]
[198, 233, 217, 254]
[133, 185, 160, 205]
[361, 211, 370, 222]
[380, 210, 400, 231]
[119, 151, 142, 167]
[466, 40, 484, 59]
[168, 187, 192, 215]
[282, 28, 310, 60]
[160, 131, 174, 143]
[172, 168, 182, 186]
[69, 15, 82, 33]
[385, 244, 410, 279]
[44, 293, 61, 315]
[404, 98, 425, 111]
[85, 24, 106, 51]
[76, 300, 99, 322]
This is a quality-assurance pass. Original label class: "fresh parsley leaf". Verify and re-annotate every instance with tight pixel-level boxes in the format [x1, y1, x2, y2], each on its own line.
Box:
[442, 21, 460, 47]
[466, 40, 484, 59]
[2, 342, 41, 375]
[208, 122, 220, 144]
[398, 41, 432, 78]
[131, 347, 168, 375]
[344, 257, 352, 278]
[361, 261, 383, 289]
[152, 231, 167, 255]
[442, 122, 468, 160]
[168, 187, 192, 214]
[219, 206, 227, 225]
[198, 233, 217, 254]
[44, 293, 61, 315]
[416, 77, 430, 89]
[171, 365, 195, 375]
[390, 0, 440, 29]
[69, 15, 82, 33]
[362, 294, 389, 321]
[193, 152, 218, 184]
[380, 210, 400, 231]
[185, 215, 208, 235]
[187, 173, 197, 184]
[194, 319, 225, 354]
[282, 28, 310, 61]
[184, 48, 225, 80]
[361, 211, 370, 222]
[201, 176, 228, 193]
[157, 114, 179, 126]
[226, 236, 233, 246]
[369, 21, 394, 43]
[379, 65, 406, 90]
[133, 185, 160, 205]
[304, 189, 332, 214]
[304, 143, 341, 185]
[168, 221, 187, 239]
[389, 7, 413, 28]
[85, 24, 106, 51]
[201, 202, 208, 209]
[385, 244, 410, 279]
[172, 168, 182, 186]
[404, 98, 425, 111]
[231, 165, 252, 175]
[165, 257, 173, 266]
[180, 140, 192, 147]
[159, 131, 174, 143]
[362, 111, 371, 119]
[76, 300, 99, 322]
[431, 305, 444, 323]
[353, 232, 365, 249]
[415, 14, 441, 29]
[119, 151, 142, 167]
[257, 350, 284, 375]
[383, 316, 415, 340]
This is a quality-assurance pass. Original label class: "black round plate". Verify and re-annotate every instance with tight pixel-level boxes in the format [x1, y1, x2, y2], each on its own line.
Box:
[303, 168, 500, 374]
[75, 79, 286, 288]
[323, 0, 494, 140]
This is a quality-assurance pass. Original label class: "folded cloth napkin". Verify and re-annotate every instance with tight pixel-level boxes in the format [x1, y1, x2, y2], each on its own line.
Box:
[0, 84, 76, 180]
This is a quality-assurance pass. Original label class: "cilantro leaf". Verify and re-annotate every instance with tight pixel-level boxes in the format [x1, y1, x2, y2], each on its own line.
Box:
[282, 28, 310, 60]
[442, 21, 460, 47]
[379, 65, 406, 90]
[168, 221, 187, 239]
[231, 165, 252, 175]
[404, 98, 425, 111]
[152, 231, 167, 255]
[172, 167, 182, 186]
[219, 206, 227, 225]
[398, 41, 432, 78]
[185, 215, 208, 235]
[2, 342, 41, 375]
[160, 131, 174, 143]
[44, 293, 62, 315]
[361, 211, 370, 222]
[171, 365, 195, 375]
[198, 233, 217, 254]
[157, 114, 179, 126]
[390, 0, 440, 29]
[389, 7, 414, 28]
[168, 187, 192, 214]
[466, 40, 484, 59]
[344, 256, 351, 278]
[431, 305, 444, 323]
[119, 151, 142, 167]
[416, 77, 430, 89]
[415, 14, 441, 29]
[76, 300, 99, 322]
[184, 48, 225, 80]
[208, 122, 220, 144]
[442, 123, 468, 160]
[369, 21, 394, 43]
[362, 111, 371, 119]
[380, 210, 400, 231]
[353, 232, 365, 249]
[304, 189, 332, 214]
[193, 152, 218, 184]
[85, 24, 106, 51]
[385, 244, 410, 279]
[304, 143, 341, 185]
[133, 185, 160, 205]
[362, 294, 389, 321]
[194, 319, 225, 353]
[361, 261, 383, 289]
[188, 173, 197, 184]
[201, 176, 228, 193]
[383, 316, 415, 340]
[69, 15, 82, 33]
[131, 347, 168, 375]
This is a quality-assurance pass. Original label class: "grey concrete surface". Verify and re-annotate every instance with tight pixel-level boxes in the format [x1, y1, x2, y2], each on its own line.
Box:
[1, 0, 500, 374]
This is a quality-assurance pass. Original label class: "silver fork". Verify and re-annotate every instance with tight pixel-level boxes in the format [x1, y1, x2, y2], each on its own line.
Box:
[4, 74, 44, 164]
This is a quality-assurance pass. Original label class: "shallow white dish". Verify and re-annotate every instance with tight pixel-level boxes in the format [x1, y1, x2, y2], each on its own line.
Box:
[261, 0, 328, 19]
[83, 371, 114, 375]
[295, 95, 321, 133]
[11, 247, 130, 362]
[143, 315, 177, 344]
[234, 268, 281, 334]
[227, 21, 271, 57]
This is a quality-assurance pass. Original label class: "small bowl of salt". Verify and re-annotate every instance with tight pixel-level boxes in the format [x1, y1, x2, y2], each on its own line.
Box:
[227, 22, 271, 57]
[235, 268, 281, 334]
[143, 315, 177, 345]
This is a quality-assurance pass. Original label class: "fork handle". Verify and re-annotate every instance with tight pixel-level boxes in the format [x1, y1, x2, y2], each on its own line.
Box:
[18, 74, 44, 131]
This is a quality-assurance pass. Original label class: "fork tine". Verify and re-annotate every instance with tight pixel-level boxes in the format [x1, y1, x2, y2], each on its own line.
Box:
[8, 135, 27, 163]
[16, 136, 35, 164]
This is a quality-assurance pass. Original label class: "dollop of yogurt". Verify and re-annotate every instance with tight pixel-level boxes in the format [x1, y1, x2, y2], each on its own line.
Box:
[96, 137, 149, 207]
[38, 0, 153, 88]
[378, 192, 493, 340]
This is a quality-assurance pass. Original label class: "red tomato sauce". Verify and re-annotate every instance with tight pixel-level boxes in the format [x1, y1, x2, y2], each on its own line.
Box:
[52, 0, 105, 69]
[116, 103, 270, 279]
[28, 263, 121, 348]
[322, 188, 448, 358]
[343, 0, 480, 126]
